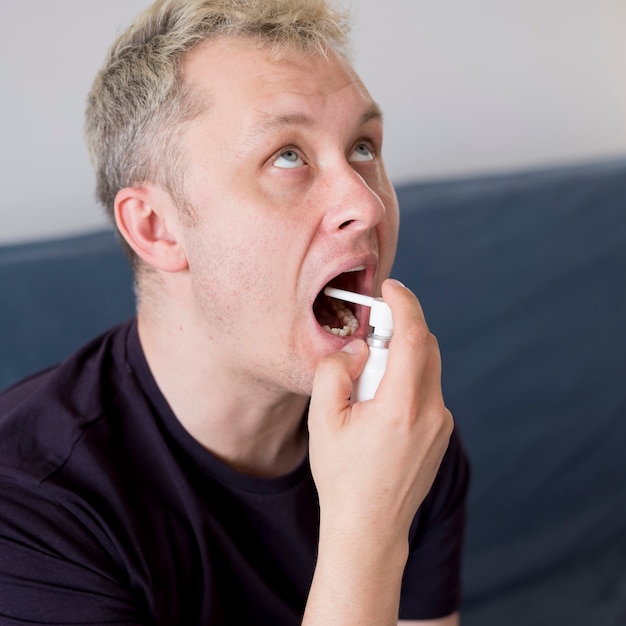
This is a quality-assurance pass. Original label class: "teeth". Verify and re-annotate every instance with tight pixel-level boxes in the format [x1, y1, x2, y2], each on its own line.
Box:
[322, 298, 360, 337]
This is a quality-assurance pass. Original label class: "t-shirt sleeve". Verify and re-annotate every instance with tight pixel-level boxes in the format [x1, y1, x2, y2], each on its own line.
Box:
[0, 477, 143, 625]
[399, 428, 470, 620]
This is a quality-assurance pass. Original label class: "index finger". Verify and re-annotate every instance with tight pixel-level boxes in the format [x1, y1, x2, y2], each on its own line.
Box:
[375, 279, 440, 402]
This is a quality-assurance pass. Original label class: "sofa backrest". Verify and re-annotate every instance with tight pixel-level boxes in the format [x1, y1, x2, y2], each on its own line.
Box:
[392, 158, 626, 613]
[0, 230, 135, 391]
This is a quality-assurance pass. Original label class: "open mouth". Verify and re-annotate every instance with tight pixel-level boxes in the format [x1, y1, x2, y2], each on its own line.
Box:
[313, 267, 367, 337]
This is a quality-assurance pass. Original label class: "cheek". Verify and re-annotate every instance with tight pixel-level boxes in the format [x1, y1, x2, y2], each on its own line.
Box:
[379, 193, 400, 273]
[186, 217, 303, 320]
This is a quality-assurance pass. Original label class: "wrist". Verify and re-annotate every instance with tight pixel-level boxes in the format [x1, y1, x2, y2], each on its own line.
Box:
[302, 523, 409, 626]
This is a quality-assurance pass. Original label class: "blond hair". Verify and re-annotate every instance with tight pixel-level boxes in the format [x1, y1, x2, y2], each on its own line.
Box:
[84, 0, 352, 264]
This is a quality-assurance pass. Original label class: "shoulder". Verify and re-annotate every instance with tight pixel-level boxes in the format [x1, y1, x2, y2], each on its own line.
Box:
[421, 427, 470, 523]
[0, 321, 137, 484]
[407, 426, 470, 555]
[398, 429, 469, 619]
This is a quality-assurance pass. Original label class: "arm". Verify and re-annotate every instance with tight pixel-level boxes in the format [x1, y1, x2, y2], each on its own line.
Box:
[304, 279, 454, 625]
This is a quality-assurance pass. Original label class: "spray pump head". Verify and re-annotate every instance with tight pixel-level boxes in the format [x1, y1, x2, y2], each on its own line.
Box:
[323, 287, 393, 339]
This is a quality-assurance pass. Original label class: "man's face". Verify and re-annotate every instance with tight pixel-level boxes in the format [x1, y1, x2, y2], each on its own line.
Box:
[175, 37, 399, 396]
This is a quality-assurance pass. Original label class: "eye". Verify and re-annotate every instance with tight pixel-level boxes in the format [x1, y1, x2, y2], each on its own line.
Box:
[350, 142, 374, 163]
[273, 149, 304, 169]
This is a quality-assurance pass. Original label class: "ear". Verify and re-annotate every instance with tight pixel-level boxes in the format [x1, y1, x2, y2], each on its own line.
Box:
[114, 186, 189, 273]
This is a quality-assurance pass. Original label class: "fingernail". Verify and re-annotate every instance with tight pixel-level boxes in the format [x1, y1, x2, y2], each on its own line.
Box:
[386, 278, 406, 288]
[341, 339, 364, 355]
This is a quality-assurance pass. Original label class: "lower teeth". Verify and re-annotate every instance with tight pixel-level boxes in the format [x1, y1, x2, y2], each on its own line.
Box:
[322, 299, 359, 337]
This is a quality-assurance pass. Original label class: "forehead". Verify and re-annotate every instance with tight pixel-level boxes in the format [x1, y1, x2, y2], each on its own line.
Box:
[182, 36, 377, 126]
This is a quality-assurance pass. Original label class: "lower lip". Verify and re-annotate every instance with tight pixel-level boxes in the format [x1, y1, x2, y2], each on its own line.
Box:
[313, 318, 369, 344]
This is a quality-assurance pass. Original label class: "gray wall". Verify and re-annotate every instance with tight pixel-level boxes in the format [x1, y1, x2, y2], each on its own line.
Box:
[1, 0, 625, 243]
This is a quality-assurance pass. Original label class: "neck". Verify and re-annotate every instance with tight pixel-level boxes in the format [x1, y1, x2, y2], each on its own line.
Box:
[136, 308, 310, 478]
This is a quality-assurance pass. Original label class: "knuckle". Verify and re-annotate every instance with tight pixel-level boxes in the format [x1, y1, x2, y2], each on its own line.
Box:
[419, 406, 454, 458]
[402, 323, 434, 351]
[441, 407, 455, 438]
[424, 403, 454, 441]
[430, 401, 450, 427]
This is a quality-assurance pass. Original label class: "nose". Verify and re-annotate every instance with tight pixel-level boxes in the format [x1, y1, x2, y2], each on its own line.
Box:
[321, 165, 386, 234]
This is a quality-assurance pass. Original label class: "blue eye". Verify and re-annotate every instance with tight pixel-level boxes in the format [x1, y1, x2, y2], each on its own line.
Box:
[350, 143, 374, 163]
[273, 149, 304, 169]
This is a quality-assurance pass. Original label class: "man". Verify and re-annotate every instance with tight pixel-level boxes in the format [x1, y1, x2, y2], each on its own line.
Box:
[0, 1, 468, 624]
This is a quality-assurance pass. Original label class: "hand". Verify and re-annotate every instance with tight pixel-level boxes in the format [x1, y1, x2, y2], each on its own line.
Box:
[308, 278, 454, 549]
[304, 279, 454, 624]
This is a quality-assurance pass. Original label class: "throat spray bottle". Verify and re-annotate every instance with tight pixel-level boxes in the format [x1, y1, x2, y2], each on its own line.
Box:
[324, 287, 393, 403]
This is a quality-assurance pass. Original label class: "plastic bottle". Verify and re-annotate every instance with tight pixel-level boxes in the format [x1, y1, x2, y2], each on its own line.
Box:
[323, 287, 393, 403]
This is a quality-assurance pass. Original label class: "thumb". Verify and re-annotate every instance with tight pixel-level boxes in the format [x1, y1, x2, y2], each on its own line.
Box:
[310, 339, 368, 418]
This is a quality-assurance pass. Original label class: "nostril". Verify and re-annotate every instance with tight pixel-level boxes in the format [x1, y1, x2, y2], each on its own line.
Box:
[339, 220, 354, 230]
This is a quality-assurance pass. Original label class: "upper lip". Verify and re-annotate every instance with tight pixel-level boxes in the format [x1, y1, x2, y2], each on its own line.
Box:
[313, 253, 378, 302]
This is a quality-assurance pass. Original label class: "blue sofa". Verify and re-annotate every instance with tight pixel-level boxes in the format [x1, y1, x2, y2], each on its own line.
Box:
[2, 158, 625, 624]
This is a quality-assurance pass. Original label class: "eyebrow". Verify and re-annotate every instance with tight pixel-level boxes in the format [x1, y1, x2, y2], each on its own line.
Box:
[242, 101, 384, 150]
[361, 101, 384, 126]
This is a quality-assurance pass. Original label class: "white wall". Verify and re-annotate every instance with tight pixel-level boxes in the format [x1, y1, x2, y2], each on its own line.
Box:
[350, 0, 626, 183]
[1, 0, 625, 244]
[0, 1, 149, 243]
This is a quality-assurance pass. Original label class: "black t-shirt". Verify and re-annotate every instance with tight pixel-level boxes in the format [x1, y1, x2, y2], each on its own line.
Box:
[0, 320, 469, 624]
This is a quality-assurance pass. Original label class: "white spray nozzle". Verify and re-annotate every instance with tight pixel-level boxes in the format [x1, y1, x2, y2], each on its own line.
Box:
[324, 287, 393, 339]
